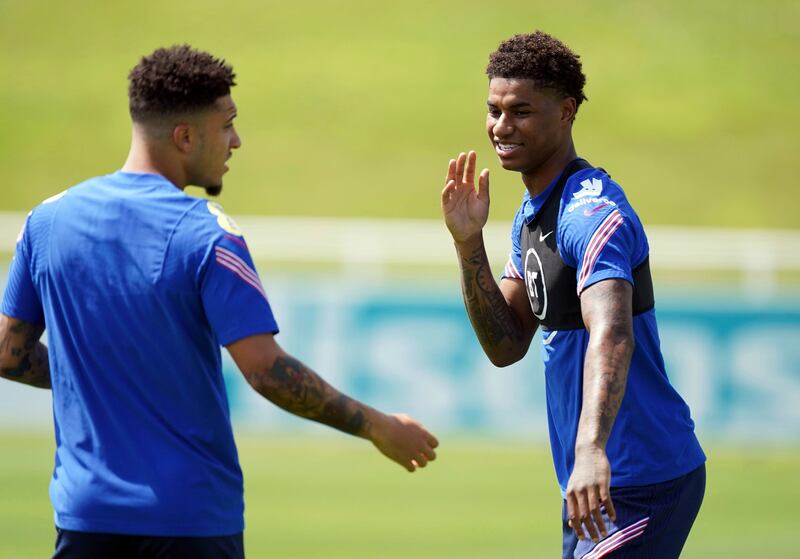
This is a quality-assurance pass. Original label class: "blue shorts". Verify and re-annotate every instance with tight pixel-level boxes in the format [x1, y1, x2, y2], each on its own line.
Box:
[52, 528, 244, 559]
[562, 464, 706, 559]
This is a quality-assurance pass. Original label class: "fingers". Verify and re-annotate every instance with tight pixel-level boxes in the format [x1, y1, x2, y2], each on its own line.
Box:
[588, 486, 607, 539]
[566, 494, 584, 541]
[441, 179, 457, 207]
[601, 490, 616, 522]
[464, 151, 477, 184]
[445, 159, 456, 184]
[578, 492, 600, 543]
[477, 168, 490, 202]
[428, 433, 439, 448]
[454, 152, 467, 186]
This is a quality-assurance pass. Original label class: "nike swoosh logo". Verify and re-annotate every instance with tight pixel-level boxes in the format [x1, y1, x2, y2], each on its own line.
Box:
[539, 231, 553, 242]
[542, 331, 558, 345]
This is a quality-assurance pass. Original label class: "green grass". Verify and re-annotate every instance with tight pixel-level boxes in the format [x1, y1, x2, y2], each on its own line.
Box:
[0, 432, 797, 558]
[0, 0, 798, 228]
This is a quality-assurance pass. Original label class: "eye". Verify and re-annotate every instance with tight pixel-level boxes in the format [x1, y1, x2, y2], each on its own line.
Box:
[488, 108, 501, 118]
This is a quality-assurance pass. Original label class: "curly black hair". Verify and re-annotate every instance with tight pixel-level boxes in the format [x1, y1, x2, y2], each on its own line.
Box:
[486, 31, 587, 111]
[128, 45, 236, 122]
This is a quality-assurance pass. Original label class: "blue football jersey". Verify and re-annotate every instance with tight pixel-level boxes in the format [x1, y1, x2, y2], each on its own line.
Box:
[2, 171, 279, 536]
[503, 165, 705, 493]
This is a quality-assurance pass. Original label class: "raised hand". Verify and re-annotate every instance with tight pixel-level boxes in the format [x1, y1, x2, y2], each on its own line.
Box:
[441, 151, 490, 243]
[368, 413, 439, 472]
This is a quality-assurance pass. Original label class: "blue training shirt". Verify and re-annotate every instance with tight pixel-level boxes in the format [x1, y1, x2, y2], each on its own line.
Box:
[502, 165, 706, 493]
[2, 171, 279, 536]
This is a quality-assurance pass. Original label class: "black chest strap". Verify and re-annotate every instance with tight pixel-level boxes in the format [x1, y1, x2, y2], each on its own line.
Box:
[519, 159, 654, 330]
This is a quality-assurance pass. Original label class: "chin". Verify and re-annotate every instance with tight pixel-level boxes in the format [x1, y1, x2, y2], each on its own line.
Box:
[204, 184, 223, 197]
[499, 159, 527, 173]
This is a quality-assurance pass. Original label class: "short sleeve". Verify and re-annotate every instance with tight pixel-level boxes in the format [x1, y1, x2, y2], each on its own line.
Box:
[200, 234, 279, 345]
[1, 215, 45, 325]
[501, 206, 525, 281]
[561, 207, 637, 296]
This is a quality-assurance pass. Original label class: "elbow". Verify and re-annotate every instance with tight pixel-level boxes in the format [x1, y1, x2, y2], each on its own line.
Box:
[486, 348, 523, 368]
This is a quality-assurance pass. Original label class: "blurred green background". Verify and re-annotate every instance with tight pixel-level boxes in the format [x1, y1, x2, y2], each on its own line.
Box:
[1, 0, 798, 227]
[1, 1, 798, 558]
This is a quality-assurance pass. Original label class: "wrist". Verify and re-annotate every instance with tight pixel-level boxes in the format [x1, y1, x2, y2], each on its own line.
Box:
[454, 231, 484, 252]
[574, 440, 607, 457]
[361, 407, 384, 442]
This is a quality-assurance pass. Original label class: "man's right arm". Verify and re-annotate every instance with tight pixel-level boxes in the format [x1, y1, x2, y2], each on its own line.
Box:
[443, 151, 537, 366]
[227, 333, 439, 472]
[455, 234, 537, 366]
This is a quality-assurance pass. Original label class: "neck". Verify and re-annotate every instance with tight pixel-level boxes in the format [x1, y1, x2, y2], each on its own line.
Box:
[521, 140, 578, 198]
[121, 127, 186, 189]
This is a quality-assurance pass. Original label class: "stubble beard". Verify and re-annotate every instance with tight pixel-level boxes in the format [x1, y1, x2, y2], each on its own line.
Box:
[205, 184, 223, 197]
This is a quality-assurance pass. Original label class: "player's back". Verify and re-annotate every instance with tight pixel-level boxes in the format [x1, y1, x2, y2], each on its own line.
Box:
[23, 171, 245, 536]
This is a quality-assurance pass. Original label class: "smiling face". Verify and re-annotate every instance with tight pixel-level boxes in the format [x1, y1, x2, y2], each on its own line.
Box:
[486, 78, 576, 185]
[185, 94, 241, 195]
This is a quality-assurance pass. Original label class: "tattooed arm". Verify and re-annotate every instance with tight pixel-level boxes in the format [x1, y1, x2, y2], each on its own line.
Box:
[565, 279, 635, 543]
[456, 235, 537, 366]
[442, 151, 537, 366]
[226, 333, 438, 472]
[0, 314, 50, 389]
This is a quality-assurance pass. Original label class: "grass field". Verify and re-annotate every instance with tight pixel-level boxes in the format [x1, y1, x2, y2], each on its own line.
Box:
[0, 0, 798, 228]
[0, 432, 796, 558]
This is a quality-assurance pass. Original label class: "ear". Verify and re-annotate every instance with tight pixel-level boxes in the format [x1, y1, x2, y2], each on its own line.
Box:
[171, 123, 195, 154]
[560, 97, 577, 124]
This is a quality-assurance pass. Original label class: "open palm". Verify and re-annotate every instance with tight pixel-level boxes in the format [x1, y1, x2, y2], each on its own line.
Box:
[441, 151, 490, 243]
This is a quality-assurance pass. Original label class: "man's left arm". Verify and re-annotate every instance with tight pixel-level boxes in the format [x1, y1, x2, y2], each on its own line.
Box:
[0, 314, 50, 389]
[566, 279, 634, 543]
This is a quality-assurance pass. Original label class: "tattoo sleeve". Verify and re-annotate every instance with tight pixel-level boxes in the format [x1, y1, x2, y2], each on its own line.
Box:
[0, 315, 50, 389]
[456, 236, 531, 365]
[576, 280, 635, 449]
[245, 355, 368, 437]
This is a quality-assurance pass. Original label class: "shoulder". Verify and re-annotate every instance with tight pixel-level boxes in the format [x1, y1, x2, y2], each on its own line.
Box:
[556, 167, 648, 263]
[559, 167, 648, 232]
[560, 167, 630, 217]
[177, 199, 248, 254]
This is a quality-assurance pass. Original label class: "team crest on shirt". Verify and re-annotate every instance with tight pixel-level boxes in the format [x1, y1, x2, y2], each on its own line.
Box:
[206, 202, 243, 236]
[524, 248, 548, 320]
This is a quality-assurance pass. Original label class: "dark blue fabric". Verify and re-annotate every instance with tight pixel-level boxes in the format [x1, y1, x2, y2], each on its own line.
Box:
[53, 529, 244, 559]
[562, 465, 706, 559]
[502, 162, 705, 493]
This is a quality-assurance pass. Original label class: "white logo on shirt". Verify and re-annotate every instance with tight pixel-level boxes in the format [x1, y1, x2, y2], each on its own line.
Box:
[573, 177, 603, 199]
[524, 248, 548, 320]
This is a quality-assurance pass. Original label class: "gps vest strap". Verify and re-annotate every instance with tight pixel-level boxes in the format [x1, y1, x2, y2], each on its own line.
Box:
[519, 159, 654, 330]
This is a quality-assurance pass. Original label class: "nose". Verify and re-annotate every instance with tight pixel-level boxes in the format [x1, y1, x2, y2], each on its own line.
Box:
[231, 126, 242, 150]
[492, 112, 514, 138]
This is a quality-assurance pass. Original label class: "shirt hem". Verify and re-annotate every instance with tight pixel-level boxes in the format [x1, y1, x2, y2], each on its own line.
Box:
[55, 513, 244, 538]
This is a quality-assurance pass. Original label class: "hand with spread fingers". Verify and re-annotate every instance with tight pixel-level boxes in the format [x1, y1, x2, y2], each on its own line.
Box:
[441, 150, 490, 243]
[368, 413, 439, 472]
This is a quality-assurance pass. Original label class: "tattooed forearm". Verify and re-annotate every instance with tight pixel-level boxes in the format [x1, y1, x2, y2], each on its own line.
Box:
[246, 355, 368, 437]
[456, 239, 528, 365]
[0, 315, 50, 389]
[576, 280, 634, 449]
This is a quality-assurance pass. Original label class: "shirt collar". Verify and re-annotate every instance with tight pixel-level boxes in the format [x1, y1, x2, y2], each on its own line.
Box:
[521, 173, 561, 225]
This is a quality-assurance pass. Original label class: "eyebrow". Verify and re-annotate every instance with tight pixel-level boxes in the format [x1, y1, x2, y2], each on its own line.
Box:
[486, 101, 532, 109]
